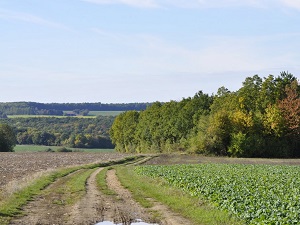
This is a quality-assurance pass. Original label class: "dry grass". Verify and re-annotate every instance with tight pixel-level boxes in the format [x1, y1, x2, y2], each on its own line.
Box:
[0, 169, 55, 201]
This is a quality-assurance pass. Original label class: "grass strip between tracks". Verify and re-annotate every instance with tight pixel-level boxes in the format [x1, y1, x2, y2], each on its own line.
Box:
[96, 167, 117, 196]
[0, 155, 143, 225]
[116, 166, 244, 225]
[50, 169, 97, 206]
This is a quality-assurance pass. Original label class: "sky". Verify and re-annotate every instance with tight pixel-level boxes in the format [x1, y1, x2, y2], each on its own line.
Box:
[1, 0, 300, 103]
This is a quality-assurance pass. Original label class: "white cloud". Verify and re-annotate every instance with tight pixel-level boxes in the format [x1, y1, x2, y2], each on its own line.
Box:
[82, 0, 300, 10]
[82, 0, 269, 8]
[82, 0, 159, 8]
[90, 27, 297, 77]
[280, 0, 300, 9]
[0, 9, 68, 29]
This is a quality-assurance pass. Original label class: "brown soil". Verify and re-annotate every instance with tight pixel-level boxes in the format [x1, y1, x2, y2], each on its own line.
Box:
[10, 169, 84, 225]
[0, 152, 132, 189]
[106, 169, 191, 225]
[145, 154, 300, 166]
[68, 168, 108, 225]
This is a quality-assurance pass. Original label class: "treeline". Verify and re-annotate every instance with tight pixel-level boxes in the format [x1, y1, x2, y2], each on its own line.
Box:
[0, 116, 115, 148]
[0, 102, 151, 115]
[110, 72, 300, 158]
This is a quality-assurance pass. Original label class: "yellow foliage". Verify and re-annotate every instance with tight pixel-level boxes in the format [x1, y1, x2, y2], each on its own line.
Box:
[264, 104, 285, 137]
[231, 110, 253, 131]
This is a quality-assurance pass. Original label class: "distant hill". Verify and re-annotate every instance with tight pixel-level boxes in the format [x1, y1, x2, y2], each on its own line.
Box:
[0, 102, 152, 116]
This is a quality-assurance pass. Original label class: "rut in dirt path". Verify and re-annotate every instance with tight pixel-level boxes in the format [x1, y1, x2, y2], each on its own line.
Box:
[106, 169, 192, 225]
[106, 169, 151, 224]
[68, 167, 105, 225]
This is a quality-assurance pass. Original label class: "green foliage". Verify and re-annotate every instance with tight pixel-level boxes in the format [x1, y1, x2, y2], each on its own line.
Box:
[0, 124, 16, 152]
[1, 116, 115, 149]
[111, 93, 213, 153]
[118, 166, 242, 225]
[109, 71, 300, 157]
[110, 110, 139, 153]
[0, 102, 150, 115]
[136, 164, 300, 225]
[56, 147, 72, 152]
[196, 72, 300, 157]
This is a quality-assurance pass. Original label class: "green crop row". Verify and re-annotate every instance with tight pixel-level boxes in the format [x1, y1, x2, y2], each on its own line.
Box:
[135, 164, 300, 225]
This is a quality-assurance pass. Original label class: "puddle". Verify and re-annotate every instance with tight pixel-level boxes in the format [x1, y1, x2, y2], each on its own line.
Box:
[95, 219, 159, 225]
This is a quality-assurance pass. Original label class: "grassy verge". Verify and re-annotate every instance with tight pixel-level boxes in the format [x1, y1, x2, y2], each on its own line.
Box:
[0, 166, 81, 224]
[116, 166, 244, 225]
[0, 156, 142, 225]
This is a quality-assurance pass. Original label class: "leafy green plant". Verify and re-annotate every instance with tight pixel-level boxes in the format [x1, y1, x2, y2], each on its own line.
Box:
[136, 164, 300, 224]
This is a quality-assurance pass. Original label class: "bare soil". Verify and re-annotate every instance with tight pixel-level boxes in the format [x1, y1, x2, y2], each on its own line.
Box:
[68, 168, 108, 225]
[8, 167, 113, 225]
[144, 154, 300, 166]
[0, 152, 131, 188]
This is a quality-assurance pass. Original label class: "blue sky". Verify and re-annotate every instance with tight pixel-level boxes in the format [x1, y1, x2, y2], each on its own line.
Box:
[1, 0, 300, 103]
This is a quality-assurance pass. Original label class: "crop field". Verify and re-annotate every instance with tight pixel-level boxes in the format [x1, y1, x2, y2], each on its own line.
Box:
[14, 145, 115, 153]
[136, 163, 300, 224]
[0, 152, 130, 189]
[7, 115, 96, 119]
[7, 111, 123, 118]
[88, 111, 124, 116]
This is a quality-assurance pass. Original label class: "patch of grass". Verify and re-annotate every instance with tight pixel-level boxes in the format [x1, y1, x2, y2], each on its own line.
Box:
[96, 167, 117, 196]
[116, 166, 244, 225]
[96, 156, 149, 196]
[14, 145, 115, 153]
[51, 169, 96, 205]
[88, 111, 124, 117]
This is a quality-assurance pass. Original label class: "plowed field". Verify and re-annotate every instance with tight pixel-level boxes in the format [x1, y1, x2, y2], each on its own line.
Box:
[0, 152, 131, 188]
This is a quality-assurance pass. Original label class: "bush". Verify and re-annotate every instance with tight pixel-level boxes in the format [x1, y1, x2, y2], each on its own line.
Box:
[56, 147, 72, 152]
[0, 124, 16, 152]
[45, 148, 55, 152]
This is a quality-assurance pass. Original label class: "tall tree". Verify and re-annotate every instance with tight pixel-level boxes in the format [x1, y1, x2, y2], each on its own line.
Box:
[0, 124, 16, 152]
[278, 80, 300, 137]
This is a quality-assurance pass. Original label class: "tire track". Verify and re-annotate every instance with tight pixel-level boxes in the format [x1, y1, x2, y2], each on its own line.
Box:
[106, 169, 152, 224]
[108, 169, 192, 225]
[68, 167, 114, 225]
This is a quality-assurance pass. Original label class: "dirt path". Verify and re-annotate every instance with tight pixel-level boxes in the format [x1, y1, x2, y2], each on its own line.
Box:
[106, 169, 151, 224]
[68, 168, 107, 225]
[106, 169, 191, 225]
[9, 168, 111, 225]
[8, 166, 192, 225]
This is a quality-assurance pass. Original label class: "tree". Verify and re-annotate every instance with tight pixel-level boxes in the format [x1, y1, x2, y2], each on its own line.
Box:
[110, 111, 140, 152]
[278, 80, 300, 136]
[0, 124, 16, 152]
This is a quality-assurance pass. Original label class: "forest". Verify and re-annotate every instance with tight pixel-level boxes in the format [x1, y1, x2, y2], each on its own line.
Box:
[110, 72, 300, 158]
[0, 102, 151, 116]
[0, 116, 114, 149]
